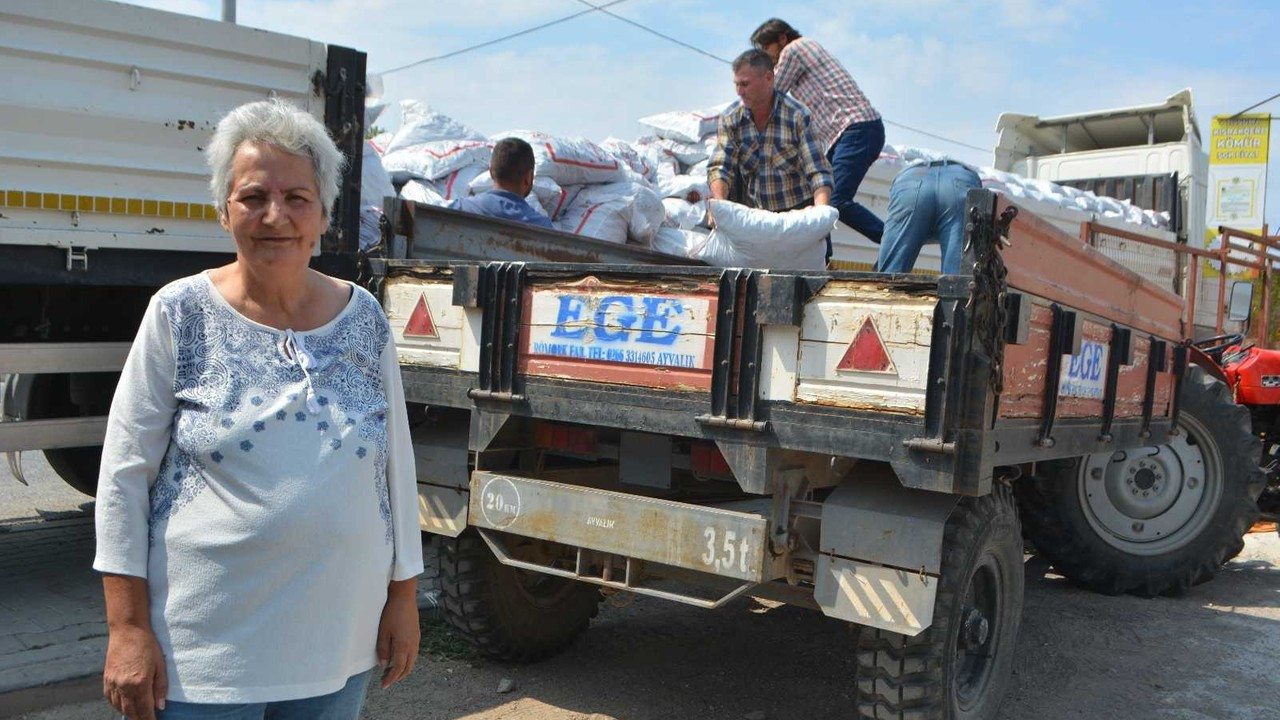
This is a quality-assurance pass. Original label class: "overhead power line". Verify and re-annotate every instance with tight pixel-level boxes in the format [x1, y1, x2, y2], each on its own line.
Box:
[379, 0, 991, 156]
[1231, 91, 1280, 119]
[882, 120, 989, 154]
[573, 0, 732, 65]
[575, 0, 989, 156]
[377, 0, 630, 75]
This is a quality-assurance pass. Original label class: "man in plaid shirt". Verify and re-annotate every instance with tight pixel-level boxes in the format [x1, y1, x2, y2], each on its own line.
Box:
[752, 18, 885, 246]
[708, 49, 832, 225]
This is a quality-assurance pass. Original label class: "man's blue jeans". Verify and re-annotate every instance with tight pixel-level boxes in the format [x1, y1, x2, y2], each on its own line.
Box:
[826, 118, 886, 249]
[877, 162, 982, 275]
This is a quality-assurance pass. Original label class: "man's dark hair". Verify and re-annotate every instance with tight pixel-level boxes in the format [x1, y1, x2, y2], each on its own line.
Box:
[490, 137, 536, 185]
[732, 48, 774, 74]
[750, 18, 801, 47]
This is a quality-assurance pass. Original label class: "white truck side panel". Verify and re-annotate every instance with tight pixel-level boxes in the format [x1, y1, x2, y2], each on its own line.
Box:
[0, 0, 327, 253]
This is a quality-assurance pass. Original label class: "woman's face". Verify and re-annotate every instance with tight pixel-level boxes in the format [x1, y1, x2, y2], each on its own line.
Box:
[220, 141, 327, 273]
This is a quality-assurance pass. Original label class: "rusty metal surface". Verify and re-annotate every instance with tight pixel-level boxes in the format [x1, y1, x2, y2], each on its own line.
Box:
[468, 471, 771, 583]
[517, 273, 721, 393]
[998, 196, 1183, 342]
[1001, 303, 1173, 420]
[397, 201, 697, 266]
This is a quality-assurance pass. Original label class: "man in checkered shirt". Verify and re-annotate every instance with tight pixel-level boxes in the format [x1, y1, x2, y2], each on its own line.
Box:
[708, 49, 833, 235]
[752, 18, 885, 246]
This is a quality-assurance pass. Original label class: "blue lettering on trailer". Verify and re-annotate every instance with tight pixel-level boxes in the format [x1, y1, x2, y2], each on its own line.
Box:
[532, 292, 703, 370]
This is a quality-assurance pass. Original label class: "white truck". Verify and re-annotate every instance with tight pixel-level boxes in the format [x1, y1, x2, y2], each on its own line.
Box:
[0, 0, 687, 495]
[832, 90, 1213, 326]
[0, 0, 368, 494]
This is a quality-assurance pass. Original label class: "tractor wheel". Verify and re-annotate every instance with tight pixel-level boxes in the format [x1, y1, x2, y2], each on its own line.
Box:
[438, 530, 600, 662]
[856, 483, 1023, 719]
[1016, 364, 1264, 596]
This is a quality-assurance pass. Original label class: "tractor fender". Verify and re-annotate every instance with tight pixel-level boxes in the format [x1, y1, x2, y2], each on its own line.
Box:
[1187, 345, 1229, 385]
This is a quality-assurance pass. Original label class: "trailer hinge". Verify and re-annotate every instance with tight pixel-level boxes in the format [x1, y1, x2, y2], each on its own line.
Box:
[695, 415, 769, 432]
[901, 437, 957, 455]
[467, 389, 526, 403]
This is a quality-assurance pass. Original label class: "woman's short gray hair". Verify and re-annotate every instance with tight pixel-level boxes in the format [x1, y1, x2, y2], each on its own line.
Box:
[206, 98, 346, 218]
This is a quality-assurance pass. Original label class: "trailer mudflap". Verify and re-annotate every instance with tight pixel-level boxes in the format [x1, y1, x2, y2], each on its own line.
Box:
[813, 465, 958, 636]
[468, 471, 782, 586]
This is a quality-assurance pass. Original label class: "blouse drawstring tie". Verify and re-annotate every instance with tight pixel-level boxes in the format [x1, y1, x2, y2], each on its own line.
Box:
[282, 329, 322, 414]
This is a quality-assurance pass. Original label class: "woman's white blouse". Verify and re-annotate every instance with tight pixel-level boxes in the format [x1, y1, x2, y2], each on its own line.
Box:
[93, 272, 423, 703]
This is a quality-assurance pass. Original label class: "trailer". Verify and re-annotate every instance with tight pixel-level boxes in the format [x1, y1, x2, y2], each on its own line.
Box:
[380, 190, 1264, 718]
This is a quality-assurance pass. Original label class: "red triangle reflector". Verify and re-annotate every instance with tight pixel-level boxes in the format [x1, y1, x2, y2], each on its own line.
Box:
[837, 317, 895, 373]
[403, 293, 439, 339]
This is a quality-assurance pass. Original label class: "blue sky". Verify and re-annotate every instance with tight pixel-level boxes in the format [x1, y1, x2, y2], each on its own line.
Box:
[126, 0, 1280, 229]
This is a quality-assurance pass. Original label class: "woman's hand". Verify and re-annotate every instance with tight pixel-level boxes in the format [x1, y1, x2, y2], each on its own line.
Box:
[102, 573, 168, 720]
[376, 578, 420, 689]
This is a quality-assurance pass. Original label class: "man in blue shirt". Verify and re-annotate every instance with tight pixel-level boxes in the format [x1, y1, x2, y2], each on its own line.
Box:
[450, 137, 553, 229]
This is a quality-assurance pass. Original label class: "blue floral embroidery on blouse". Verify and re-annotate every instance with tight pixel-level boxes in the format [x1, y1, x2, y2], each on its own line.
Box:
[147, 276, 392, 541]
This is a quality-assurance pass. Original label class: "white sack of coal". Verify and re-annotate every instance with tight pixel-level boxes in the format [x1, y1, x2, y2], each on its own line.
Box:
[384, 100, 485, 154]
[381, 140, 492, 183]
[493, 130, 627, 186]
[699, 199, 838, 270]
[638, 102, 731, 144]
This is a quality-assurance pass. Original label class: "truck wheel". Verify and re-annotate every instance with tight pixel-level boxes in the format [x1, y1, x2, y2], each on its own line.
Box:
[42, 448, 100, 497]
[438, 530, 600, 662]
[855, 483, 1023, 720]
[26, 373, 113, 497]
[1016, 365, 1264, 596]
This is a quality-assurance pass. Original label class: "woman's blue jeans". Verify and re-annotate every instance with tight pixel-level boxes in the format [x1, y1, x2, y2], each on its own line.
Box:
[153, 669, 373, 720]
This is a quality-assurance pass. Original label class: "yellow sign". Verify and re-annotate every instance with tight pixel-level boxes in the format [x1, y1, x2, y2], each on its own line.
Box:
[1208, 114, 1271, 165]
[1203, 114, 1270, 280]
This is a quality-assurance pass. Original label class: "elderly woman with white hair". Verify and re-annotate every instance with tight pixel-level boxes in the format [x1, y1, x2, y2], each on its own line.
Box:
[93, 99, 423, 720]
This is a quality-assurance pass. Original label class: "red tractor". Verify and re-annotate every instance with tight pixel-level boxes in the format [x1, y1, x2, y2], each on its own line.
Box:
[1200, 332, 1280, 517]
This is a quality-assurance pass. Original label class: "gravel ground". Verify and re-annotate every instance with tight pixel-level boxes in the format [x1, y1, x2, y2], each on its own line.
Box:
[14, 532, 1278, 720]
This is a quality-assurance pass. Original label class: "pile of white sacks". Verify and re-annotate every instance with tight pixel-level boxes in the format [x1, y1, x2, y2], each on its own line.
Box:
[875, 146, 1171, 230]
[360, 100, 741, 261]
[357, 100, 1170, 267]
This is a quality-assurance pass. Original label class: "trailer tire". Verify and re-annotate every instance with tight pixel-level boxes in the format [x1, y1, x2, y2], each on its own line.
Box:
[855, 483, 1023, 720]
[1016, 364, 1264, 597]
[438, 530, 600, 662]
